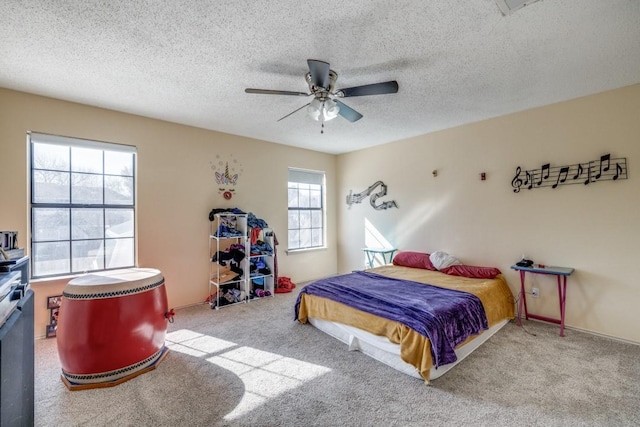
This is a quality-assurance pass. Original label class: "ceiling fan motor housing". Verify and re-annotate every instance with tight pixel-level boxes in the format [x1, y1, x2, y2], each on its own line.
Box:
[306, 70, 338, 95]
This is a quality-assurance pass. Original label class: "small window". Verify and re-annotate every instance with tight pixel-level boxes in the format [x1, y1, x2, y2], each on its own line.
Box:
[287, 168, 325, 251]
[29, 132, 136, 278]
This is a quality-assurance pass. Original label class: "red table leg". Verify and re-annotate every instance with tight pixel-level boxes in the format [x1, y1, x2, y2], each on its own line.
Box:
[558, 276, 567, 337]
[518, 270, 528, 326]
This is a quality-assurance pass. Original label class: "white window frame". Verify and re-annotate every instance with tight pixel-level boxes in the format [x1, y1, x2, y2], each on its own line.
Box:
[28, 132, 137, 279]
[287, 168, 326, 252]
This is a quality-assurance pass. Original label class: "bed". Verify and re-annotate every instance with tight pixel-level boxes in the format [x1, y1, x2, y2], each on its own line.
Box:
[295, 254, 515, 384]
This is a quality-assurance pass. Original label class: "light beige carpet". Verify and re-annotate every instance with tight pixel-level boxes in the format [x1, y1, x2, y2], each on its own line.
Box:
[35, 288, 640, 426]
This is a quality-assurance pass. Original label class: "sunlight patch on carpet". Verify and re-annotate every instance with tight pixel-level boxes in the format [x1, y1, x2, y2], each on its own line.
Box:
[166, 329, 236, 355]
[165, 329, 332, 421]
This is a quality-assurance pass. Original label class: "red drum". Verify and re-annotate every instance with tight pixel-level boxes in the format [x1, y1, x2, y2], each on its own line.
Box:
[57, 268, 171, 390]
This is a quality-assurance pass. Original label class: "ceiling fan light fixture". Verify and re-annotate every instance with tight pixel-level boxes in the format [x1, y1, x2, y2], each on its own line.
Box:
[307, 98, 340, 122]
[307, 98, 323, 121]
[324, 98, 339, 120]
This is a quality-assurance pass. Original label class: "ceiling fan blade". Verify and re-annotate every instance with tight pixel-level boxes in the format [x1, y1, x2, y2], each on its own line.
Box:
[307, 59, 330, 89]
[277, 103, 311, 122]
[337, 80, 399, 97]
[336, 100, 363, 122]
[245, 88, 309, 96]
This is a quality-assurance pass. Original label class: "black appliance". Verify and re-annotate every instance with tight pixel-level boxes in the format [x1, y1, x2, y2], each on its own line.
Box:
[0, 256, 34, 427]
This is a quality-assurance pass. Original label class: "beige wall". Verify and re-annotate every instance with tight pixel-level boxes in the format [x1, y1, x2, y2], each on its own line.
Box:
[2, 84, 639, 344]
[337, 84, 640, 344]
[0, 88, 337, 338]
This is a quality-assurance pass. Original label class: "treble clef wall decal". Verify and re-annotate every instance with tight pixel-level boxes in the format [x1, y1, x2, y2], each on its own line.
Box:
[346, 181, 398, 210]
[511, 166, 523, 193]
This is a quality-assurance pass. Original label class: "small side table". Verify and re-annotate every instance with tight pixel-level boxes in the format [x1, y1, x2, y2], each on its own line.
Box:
[363, 248, 397, 269]
[510, 264, 575, 337]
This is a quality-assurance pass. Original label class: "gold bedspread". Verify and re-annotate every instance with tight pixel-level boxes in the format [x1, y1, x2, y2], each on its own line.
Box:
[296, 265, 515, 382]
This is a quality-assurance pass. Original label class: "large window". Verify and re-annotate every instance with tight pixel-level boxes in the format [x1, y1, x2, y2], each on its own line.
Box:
[29, 132, 136, 278]
[287, 168, 325, 251]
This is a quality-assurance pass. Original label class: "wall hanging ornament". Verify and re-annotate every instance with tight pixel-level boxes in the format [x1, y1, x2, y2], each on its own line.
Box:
[346, 181, 398, 210]
[511, 153, 627, 193]
[210, 154, 243, 199]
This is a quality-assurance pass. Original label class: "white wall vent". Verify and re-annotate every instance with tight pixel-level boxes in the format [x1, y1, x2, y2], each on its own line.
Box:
[496, 0, 543, 15]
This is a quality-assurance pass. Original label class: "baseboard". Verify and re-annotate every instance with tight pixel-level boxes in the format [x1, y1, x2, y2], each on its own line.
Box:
[563, 324, 640, 347]
[173, 301, 209, 310]
[520, 316, 640, 347]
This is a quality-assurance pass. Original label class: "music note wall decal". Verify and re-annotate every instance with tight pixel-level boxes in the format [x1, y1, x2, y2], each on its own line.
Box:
[552, 166, 570, 189]
[346, 181, 398, 210]
[613, 163, 623, 180]
[572, 163, 583, 180]
[537, 163, 550, 186]
[594, 154, 610, 180]
[511, 154, 628, 193]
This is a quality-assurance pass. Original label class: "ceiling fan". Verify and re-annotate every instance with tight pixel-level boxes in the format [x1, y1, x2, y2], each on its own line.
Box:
[245, 59, 399, 132]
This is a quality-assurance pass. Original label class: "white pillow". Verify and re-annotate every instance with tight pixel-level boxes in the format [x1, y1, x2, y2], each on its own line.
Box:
[429, 251, 462, 270]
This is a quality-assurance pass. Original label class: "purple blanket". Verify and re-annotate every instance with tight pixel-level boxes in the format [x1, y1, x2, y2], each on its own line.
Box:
[295, 271, 488, 368]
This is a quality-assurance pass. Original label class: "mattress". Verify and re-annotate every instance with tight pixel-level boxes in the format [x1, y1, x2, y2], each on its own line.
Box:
[296, 264, 515, 383]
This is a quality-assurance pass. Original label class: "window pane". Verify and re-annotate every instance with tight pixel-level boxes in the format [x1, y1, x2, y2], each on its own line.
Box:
[105, 176, 134, 205]
[72, 240, 104, 272]
[33, 208, 69, 242]
[309, 188, 321, 208]
[72, 208, 104, 240]
[287, 188, 299, 208]
[288, 211, 299, 229]
[106, 209, 134, 238]
[71, 147, 103, 173]
[299, 228, 311, 248]
[33, 170, 70, 203]
[105, 151, 134, 176]
[32, 241, 70, 276]
[311, 228, 322, 247]
[105, 238, 134, 268]
[288, 230, 300, 250]
[299, 211, 311, 228]
[298, 188, 310, 208]
[32, 143, 69, 171]
[72, 173, 103, 204]
[311, 210, 322, 227]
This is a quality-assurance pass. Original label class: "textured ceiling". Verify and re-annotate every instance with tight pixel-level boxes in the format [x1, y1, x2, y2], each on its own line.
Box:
[1, 1, 639, 154]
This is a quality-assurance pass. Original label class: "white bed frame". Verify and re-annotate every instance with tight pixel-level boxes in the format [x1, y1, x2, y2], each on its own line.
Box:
[308, 316, 510, 381]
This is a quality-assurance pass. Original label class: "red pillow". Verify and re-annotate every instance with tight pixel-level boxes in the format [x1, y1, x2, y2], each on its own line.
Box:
[440, 265, 501, 279]
[392, 251, 437, 271]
